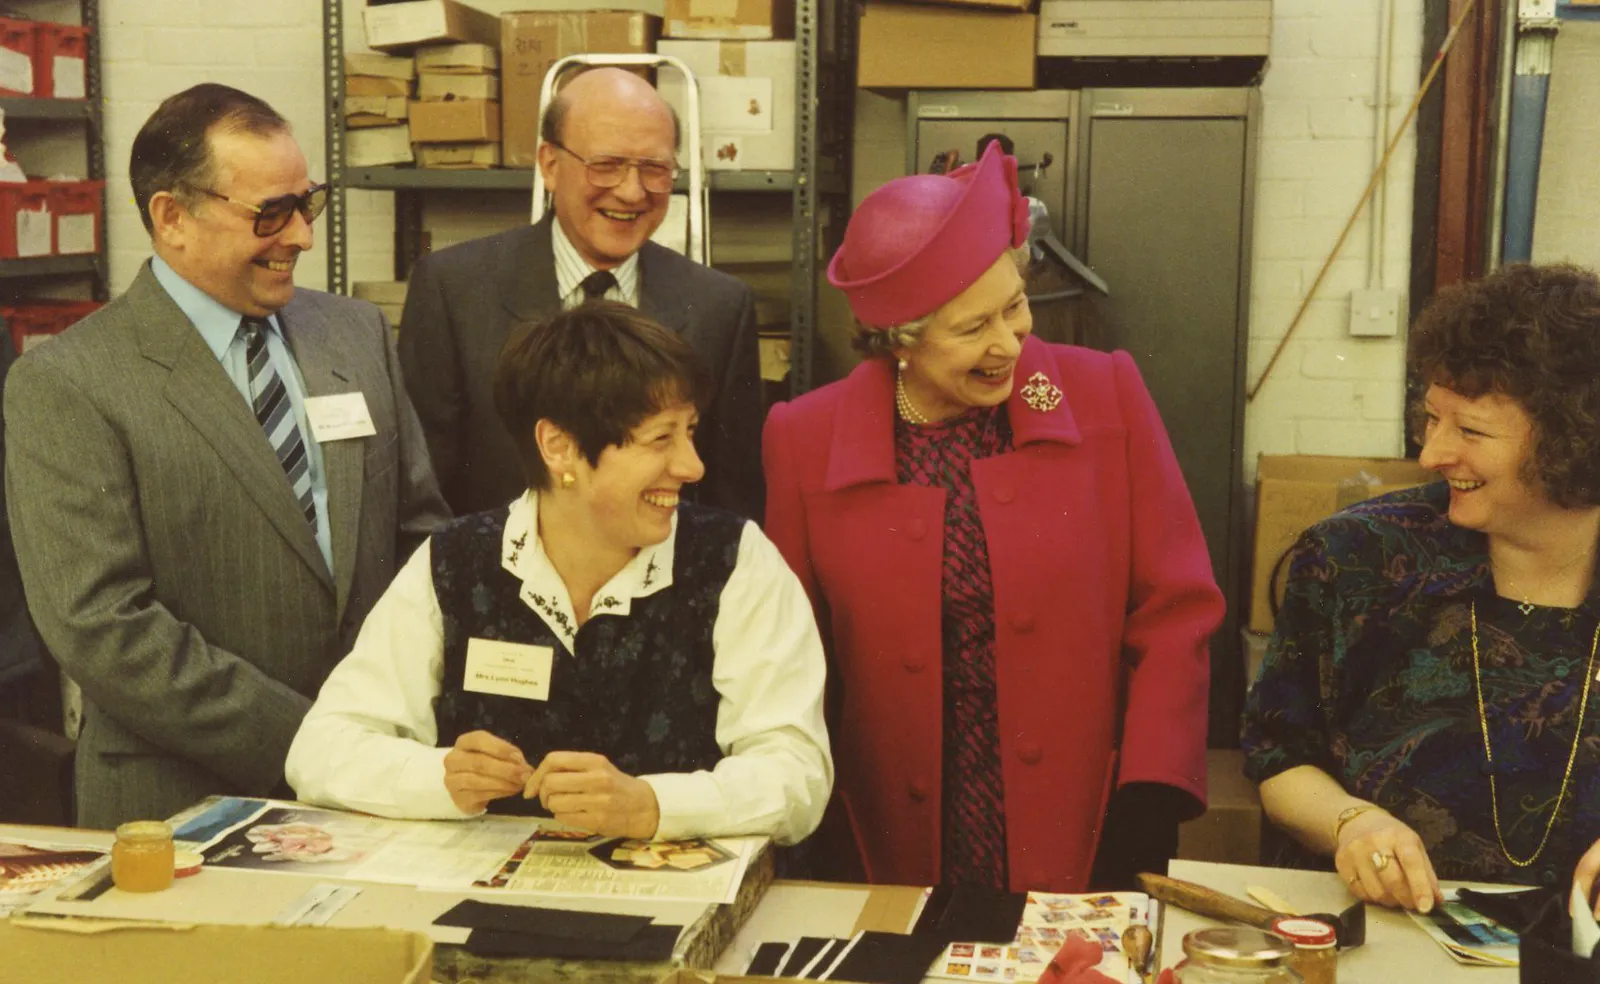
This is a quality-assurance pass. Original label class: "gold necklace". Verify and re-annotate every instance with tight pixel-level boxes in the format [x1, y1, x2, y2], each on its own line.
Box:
[1500, 547, 1593, 615]
[1470, 600, 1600, 867]
[895, 367, 930, 425]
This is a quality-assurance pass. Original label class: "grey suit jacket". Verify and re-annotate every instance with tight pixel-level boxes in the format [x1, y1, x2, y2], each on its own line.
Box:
[4, 263, 450, 829]
[398, 217, 764, 519]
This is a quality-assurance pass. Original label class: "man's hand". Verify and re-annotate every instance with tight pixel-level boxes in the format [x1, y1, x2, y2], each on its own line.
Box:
[443, 730, 533, 814]
[524, 751, 660, 839]
[1333, 808, 1443, 913]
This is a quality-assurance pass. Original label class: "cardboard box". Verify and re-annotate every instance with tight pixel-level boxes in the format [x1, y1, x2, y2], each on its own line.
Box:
[1177, 749, 1262, 866]
[913, 0, 1031, 10]
[346, 123, 415, 167]
[501, 10, 660, 167]
[343, 52, 415, 80]
[663, 0, 794, 40]
[416, 41, 499, 72]
[409, 99, 501, 142]
[417, 141, 503, 168]
[347, 75, 412, 98]
[364, 0, 501, 52]
[658, 40, 794, 170]
[1036, 0, 1272, 58]
[346, 94, 409, 126]
[857, 4, 1036, 89]
[2, 919, 432, 984]
[1249, 454, 1435, 634]
[418, 73, 500, 100]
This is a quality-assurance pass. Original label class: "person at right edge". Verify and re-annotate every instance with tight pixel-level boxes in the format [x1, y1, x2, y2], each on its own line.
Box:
[1245, 264, 1600, 913]
[761, 142, 1223, 893]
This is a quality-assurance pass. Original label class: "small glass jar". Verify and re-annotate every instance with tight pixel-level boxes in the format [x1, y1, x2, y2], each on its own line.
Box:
[112, 820, 175, 893]
[1172, 927, 1304, 984]
[1270, 917, 1338, 984]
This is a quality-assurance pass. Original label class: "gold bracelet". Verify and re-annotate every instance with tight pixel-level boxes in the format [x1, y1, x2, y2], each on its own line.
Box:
[1330, 804, 1379, 848]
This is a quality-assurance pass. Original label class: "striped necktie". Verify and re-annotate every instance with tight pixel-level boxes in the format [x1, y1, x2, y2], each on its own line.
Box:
[242, 317, 317, 531]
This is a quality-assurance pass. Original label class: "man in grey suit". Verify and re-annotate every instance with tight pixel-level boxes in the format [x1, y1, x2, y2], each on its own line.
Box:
[400, 67, 763, 519]
[4, 85, 449, 829]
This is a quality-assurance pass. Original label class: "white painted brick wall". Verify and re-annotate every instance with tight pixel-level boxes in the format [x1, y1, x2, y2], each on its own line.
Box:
[89, 1, 1426, 482]
[1244, 0, 1423, 476]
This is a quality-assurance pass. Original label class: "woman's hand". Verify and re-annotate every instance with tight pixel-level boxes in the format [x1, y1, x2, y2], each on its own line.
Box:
[1573, 838, 1600, 916]
[1333, 808, 1443, 913]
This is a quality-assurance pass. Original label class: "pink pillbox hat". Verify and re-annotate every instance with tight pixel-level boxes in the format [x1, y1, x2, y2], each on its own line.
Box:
[827, 142, 1032, 329]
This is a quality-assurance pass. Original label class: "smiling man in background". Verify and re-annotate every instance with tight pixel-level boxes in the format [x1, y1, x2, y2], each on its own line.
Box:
[399, 67, 763, 521]
[4, 84, 448, 828]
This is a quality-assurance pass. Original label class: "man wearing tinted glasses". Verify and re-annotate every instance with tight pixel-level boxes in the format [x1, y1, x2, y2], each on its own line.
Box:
[3, 84, 449, 829]
[399, 67, 763, 522]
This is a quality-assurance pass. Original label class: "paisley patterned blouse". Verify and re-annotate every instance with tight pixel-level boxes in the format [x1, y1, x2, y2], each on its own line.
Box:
[1242, 481, 1600, 887]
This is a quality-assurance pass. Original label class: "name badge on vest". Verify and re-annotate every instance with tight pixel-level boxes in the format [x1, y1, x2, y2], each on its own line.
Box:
[304, 393, 377, 442]
[464, 638, 553, 702]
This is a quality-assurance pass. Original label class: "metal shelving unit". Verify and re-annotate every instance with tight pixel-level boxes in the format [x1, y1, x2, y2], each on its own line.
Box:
[0, 0, 108, 302]
[321, 0, 852, 395]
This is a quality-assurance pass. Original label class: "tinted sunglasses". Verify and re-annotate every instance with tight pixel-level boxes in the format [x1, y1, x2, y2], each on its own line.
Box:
[195, 182, 330, 237]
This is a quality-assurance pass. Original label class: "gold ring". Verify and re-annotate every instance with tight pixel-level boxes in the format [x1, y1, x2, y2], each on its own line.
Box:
[1345, 874, 1360, 887]
[1371, 850, 1392, 872]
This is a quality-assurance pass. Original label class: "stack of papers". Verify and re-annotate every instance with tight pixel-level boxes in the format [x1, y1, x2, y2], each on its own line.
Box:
[1406, 891, 1520, 967]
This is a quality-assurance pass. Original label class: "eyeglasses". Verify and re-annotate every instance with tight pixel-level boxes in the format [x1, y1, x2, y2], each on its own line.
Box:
[548, 142, 678, 195]
[194, 183, 330, 238]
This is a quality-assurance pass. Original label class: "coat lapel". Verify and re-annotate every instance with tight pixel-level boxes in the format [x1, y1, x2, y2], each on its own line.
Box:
[637, 243, 692, 336]
[129, 264, 333, 590]
[501, 218, 563, 324]
[280, 295, 362, 619]
[1005, 335, 1082, 448]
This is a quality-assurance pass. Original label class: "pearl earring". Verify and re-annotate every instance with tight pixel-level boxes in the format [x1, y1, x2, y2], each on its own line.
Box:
[898, 358, 909, 371]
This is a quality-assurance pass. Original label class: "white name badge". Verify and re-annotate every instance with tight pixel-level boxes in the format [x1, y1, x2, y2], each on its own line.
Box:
[304, 393, 377, 442]
[464, 638, 553, 702]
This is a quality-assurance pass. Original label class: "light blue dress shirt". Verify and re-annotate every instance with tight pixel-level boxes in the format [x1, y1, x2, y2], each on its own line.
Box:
[150, 256, 332, 572]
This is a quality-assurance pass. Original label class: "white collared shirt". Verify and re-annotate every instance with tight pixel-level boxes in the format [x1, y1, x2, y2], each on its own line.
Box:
[551, 218, 641, 309]
[285, 492, 833, 845]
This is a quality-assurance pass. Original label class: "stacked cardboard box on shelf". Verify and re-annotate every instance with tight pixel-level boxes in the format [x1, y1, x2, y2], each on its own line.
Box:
[657, 0, 794, 172]
[500, 10, 661, 167]
[856, 0, 1036, 89]
[411, 42, 501, 167]
[344, 52, 415, 167]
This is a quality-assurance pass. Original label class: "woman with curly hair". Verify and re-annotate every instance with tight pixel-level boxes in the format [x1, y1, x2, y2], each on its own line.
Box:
[1244, 263, 1600, 912]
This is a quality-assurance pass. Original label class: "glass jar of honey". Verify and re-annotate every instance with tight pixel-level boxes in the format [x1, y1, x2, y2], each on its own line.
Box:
[112, 820, 175, 893]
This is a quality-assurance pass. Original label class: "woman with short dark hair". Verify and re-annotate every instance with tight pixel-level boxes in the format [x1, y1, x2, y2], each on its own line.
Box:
[1245, 263, 1600, 910]
[286, 302, 832, 843]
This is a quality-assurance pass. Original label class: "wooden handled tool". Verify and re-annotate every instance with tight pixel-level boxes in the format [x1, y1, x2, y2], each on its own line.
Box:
[1137, 873, 1279, 930]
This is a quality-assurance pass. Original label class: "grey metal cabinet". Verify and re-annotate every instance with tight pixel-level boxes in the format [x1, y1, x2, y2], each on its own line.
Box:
[909, 87, 1259, 740]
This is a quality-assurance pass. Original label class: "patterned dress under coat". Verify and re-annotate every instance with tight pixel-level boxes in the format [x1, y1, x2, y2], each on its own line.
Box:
[897, 404, 1012, 888]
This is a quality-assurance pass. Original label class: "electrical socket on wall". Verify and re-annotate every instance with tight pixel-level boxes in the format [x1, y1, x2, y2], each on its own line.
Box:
[1348, 288, 1402, 337]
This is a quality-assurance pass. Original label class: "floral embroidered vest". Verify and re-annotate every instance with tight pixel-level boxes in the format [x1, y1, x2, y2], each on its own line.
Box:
[430, 504, 741, 816]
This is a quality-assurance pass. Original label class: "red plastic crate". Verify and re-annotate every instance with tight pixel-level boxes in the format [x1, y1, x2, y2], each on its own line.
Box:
[0, 18, 37, 97]
[48, 179, 102, 255]
[35, 22, 87, 99]
[0, 299, 101, 355]
[0, 181, 52, 258]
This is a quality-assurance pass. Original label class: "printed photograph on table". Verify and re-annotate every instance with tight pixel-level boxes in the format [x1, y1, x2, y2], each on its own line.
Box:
[0, 840, 104, 915]
[1408, 892, 1521, 967]
[927, 891, 1152, 984]
[592, 836, 735, 872]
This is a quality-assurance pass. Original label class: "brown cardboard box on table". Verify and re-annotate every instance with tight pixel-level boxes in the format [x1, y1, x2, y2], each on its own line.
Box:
[500, 10, 660, 167]
[364, 0, 501, 51]
[1177, 748, 1263, 866]
[1, 919, 432, 984]
[409, 98, 500, 143]
[1249, 454, 1435, 634]
[857, 3, 1036, 89]
[663, 0, 795, 39]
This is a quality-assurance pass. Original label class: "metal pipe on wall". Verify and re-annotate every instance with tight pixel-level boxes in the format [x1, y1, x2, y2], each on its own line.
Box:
[1485, 0, 1518, 269]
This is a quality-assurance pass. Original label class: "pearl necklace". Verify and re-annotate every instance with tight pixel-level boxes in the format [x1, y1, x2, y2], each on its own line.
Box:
[895, 368, 930, 425]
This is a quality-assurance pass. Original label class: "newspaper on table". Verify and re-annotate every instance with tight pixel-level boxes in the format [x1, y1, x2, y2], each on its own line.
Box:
[1405, 890, 1520, 967]
[174, 796, 757, 905]
[925, 891, 1154, 984]
[0, 838, 105, 916]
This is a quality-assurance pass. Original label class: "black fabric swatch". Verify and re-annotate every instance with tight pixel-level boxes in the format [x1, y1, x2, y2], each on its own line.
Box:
[829, 931, 950, 984]
[1518, 891, 1600, 983]
[462, 923, 682, 962]
[779, 936, 832, 976]
[799, 938, 850, 978]
[912, 884, 1027, 944]
[433, 900, 650, 943]
[748, 941, 791, 976]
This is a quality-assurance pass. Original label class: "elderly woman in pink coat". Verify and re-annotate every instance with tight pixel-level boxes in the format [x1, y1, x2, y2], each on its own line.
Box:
[762, 143, 1223, 892]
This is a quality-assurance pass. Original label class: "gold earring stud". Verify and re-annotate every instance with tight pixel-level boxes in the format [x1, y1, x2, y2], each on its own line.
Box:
[560, 472, 576, 489]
